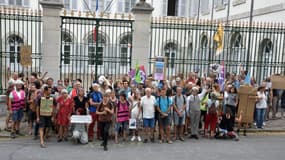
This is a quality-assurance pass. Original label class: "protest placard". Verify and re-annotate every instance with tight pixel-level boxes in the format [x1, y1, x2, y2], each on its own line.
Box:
[237, 85, 257, 123]
[271, 75, 285, 89]
[70, 115, 92, 124]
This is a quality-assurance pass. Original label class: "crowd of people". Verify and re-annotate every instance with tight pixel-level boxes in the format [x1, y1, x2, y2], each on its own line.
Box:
[3, 69, 285, 151]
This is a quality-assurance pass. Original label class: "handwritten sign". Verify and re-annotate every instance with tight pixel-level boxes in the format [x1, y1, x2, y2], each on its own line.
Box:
[20, 45, 32, 67]
[271, 75, 285, 89]
[71, 115, 92, 124]
[129, 118, 136, 129]
[237, 85, 257, 123]
[154, 57, 165, 80]
[40, 97, 53, 116]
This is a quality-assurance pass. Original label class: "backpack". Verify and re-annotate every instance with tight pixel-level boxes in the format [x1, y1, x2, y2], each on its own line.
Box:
[174, 95, 186, 106]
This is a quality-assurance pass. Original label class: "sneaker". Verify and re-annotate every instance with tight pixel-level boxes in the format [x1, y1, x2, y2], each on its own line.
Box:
[143, 139, 148, 143]
[263, 122, 266, 126]
[150, 137, 155, 143]
[137, 136, 142, 142]
[10, 132, 16, 139]
[104, 146, 108, 151]
[179, 137, 185, 141]
[131, 136, 136, 142]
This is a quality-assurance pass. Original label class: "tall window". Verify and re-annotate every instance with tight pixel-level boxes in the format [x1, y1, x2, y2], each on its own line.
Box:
[119, 33, 132, 66]
[215, 0, 227, 8]
[164, 42, 177, 68]
[201, 0, 209, 13]
[87, 32, 106, 65]
[62, 32, 72, 65]
[8, 35, 23, 64]
[64, 0, 78, 10]
[3, 0, 29, 6]
[167, 0, 178, 16]
[259, 39, 273, 80]
[117, 0, 137, 13]
[229, 32, 244, 73]
[178, 0, 186, 17]
[162, 0, 168, 16]
[190, 0, 199, 17]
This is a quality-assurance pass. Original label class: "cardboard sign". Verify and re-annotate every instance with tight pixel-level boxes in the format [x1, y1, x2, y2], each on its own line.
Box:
[20, 45, 32, 67]
[70, 115, 92, 124]
[271, 75, 285, 89]
[237, 85, 257, 123]
[129, 118, 136, 129]
[40, 97, 54, 116]
[154, 57, 165, 80]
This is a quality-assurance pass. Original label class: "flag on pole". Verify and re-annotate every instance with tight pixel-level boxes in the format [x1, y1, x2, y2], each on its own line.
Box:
[96, 0, 99, 11]
[93, 27, 97, 43]
[214, 23, 224, 56]
[135, 63, 141, 83]
[128, 64, 146, 84]
[218, 61, 225, 91]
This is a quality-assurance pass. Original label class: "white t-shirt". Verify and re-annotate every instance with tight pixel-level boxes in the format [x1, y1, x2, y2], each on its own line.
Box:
[141, 95, 156, 119]
[256, 91, 267, 109]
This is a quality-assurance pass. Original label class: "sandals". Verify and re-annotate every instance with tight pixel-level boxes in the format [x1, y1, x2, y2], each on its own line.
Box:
[40, 143, 46, 148]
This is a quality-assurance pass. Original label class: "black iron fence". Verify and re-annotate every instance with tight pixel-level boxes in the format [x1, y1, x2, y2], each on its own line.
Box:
[0, 8, 42, 94]
[149, 17, 285, 84]
[60, 13, 133, 89]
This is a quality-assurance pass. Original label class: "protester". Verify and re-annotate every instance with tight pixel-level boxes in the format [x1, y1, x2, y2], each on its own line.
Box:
[37, 86, 56, 148]
[88, 83, 102, 142]
[187, 87, 203, 139]
[72, 108, 88, 144]
[115, 92, 129, 143]
[255, 85, 267, 129]
[173, 87, 186, 141]
[73, 88, 88, 115]
[96, 93, 114, 151]
[56, 89, 73, 142]
[8, 80, 25, 138]
[129, 91, 142, 142]
[141, 88, 156, 143]
[156, 88, 173, 144]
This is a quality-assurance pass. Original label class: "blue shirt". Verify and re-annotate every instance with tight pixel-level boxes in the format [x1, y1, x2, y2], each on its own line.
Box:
[89, 91, 102, 113]
[155, 96, 173, 113]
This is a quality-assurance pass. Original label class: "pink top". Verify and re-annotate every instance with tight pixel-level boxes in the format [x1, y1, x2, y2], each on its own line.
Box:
[117, 101, 129, 122]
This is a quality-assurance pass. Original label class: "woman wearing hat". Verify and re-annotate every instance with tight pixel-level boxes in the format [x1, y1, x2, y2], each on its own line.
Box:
[8, 80, 25, 138]
[56, 89, 73, 142]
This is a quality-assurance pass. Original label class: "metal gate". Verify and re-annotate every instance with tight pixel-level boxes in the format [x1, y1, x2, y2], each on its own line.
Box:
[0, 7, 42, 94]
[60, 14, 133, 89]
[149, 17, 285, 83]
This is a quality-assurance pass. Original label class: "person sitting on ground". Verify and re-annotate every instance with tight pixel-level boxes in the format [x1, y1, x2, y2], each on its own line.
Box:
[72, 108, 88, 144]
[217, 108, 241, 141]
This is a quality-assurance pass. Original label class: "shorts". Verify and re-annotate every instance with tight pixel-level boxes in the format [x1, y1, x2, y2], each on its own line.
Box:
[28, 110, 37, 123]
[12, 108, 24, 122]
[143, 118, 155, 128]
[173, 113, 185, 126]
[39, 116, 52, 128]
[159, 115, 169, 129]
[115, 121, 128, 132]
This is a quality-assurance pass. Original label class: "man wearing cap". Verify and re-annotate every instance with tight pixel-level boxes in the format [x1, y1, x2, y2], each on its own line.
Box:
[8, 80, 25, 138]
[88, 83, 103, 141]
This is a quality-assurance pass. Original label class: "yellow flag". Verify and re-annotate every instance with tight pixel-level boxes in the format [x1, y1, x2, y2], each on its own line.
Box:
[214, 23, 224, 56]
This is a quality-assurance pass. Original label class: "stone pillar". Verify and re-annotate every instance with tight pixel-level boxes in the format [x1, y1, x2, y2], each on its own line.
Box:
[131, 0, 154, 75]
[39, 0, 63, 80]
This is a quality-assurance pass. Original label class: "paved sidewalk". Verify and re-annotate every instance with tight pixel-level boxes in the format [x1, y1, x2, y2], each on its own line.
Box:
[1, 111, 285, 138]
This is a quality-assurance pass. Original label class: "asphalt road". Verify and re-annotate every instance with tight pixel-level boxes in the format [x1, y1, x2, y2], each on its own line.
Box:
[0, 135, 285, 160]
